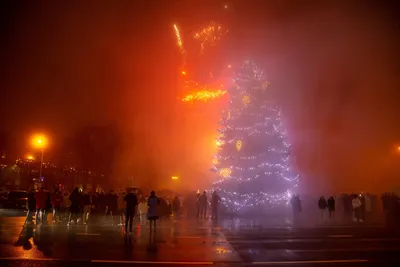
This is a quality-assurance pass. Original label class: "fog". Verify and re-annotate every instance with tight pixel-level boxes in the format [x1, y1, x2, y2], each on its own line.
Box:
[1, 0, 399, 193]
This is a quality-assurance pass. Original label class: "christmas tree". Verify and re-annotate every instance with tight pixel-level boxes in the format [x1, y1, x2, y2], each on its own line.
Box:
[212, 60, 299, 213]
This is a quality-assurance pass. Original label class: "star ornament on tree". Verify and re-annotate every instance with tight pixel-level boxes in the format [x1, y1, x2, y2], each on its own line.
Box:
[219, 168, 231, 178]
[236, 140, 242, 151]
[242, 95, 251, 105]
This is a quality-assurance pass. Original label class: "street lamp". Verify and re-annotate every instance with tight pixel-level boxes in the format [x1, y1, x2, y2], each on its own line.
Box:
[26, 154, 35, 160]
[31, 134, 48, 180]
[172, 176, 179, 180]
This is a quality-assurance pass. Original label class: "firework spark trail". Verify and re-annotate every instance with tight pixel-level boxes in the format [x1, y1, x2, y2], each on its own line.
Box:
[173, 23, 186, 64]
[194, 21, 228, 54]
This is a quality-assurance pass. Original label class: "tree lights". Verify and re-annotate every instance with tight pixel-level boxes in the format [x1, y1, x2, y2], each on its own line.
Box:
[212, 60, 299, 213]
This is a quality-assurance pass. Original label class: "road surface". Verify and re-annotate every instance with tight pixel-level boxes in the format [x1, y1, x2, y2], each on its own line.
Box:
[0, 209, 399, 266]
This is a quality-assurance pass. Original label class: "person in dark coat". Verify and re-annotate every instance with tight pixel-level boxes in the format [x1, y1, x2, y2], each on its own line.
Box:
[45, 190, 52, 217]
[290, 195, 302, 224]
[328, 196, 336, 222]
[158, 197, 168, 218]
[318, 196, 328, 223]
[35, 187, 47, 224]
[211, 191, 221, 220]
[68, 187, 81, 225]
[199, 191, 208, 219]
[52, 188, 63, 223]
[147, 191, 159, 232]
[173, 196, 181, 218]
[82, 190, 91, 224]
[25, 186, 36, 224]
[105, 190, 118, 225]
[124, 188, 138, 234]
[91, 192, 98, 214]
[196, 193, 201, 218]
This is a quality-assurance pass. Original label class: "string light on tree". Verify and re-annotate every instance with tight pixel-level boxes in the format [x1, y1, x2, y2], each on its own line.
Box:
[262, 81, 270, 90]
[216, 139, 225, 147]
[212, 157, 219, 165]
[212, 60, 299, 213]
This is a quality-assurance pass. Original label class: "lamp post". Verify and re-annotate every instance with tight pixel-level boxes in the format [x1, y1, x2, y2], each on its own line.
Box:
[39, 150, 44, 180]
[31, 134, 48, 181]
[171, 176, 179, 194]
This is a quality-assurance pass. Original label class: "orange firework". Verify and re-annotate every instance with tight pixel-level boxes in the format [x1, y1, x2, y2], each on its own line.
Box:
[194, 21, 228, 54]
[173, 21, 229, 102]
[182, 89, 227, 102]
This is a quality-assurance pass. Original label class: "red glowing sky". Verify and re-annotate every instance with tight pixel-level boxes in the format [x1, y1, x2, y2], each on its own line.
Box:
[1, 0, 399, 193]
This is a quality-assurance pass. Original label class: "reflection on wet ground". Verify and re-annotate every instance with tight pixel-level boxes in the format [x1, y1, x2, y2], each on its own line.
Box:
[0, 211, 399, 266]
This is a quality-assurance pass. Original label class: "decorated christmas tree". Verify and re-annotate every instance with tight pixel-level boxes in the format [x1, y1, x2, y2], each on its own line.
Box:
[212, 60, 299, 213]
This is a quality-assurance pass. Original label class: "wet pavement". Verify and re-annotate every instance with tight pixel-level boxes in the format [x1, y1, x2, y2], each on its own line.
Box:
[0, 209, 399, 266]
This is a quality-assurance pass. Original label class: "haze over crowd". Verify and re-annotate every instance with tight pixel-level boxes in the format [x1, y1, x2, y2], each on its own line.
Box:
[1, 0, 399, 193]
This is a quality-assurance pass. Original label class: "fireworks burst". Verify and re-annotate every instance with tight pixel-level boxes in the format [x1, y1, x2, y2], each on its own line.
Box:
[182, 89, 227, 102]
[194, 21, 228, 54]
[180, 72, 228, 102]
[173, 21, 228, 102]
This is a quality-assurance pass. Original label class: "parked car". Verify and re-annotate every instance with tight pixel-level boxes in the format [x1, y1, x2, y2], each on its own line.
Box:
[6, 190, 28, 209]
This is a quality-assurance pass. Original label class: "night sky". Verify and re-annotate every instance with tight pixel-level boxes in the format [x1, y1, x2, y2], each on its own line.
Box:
[1, 0, 399, 192]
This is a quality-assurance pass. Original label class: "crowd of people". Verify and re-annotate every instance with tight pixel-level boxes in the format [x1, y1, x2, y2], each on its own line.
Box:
[26, 186, 162, 234]
[25, 186, 399, 229]
[291, 193, 400, 226]
[24, 185, 223, 233]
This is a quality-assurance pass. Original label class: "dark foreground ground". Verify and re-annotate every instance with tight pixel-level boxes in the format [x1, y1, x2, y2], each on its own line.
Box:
[0, 209, 399, 266]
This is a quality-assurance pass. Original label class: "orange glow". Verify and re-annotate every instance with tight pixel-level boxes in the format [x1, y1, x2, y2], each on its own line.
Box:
[26, 154, 35, 160]
[182, 89, 227, 102]
[172, 176, 179, 180]
[181, 71, 187, 75]
[31, 134, 48, 150]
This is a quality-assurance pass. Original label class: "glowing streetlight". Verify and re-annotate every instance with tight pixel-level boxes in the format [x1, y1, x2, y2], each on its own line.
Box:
[31, 134, 48, 180]
[32, 135, 48, 150]
[26, 154, 35, 160]
[172, 176, 179, 180]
